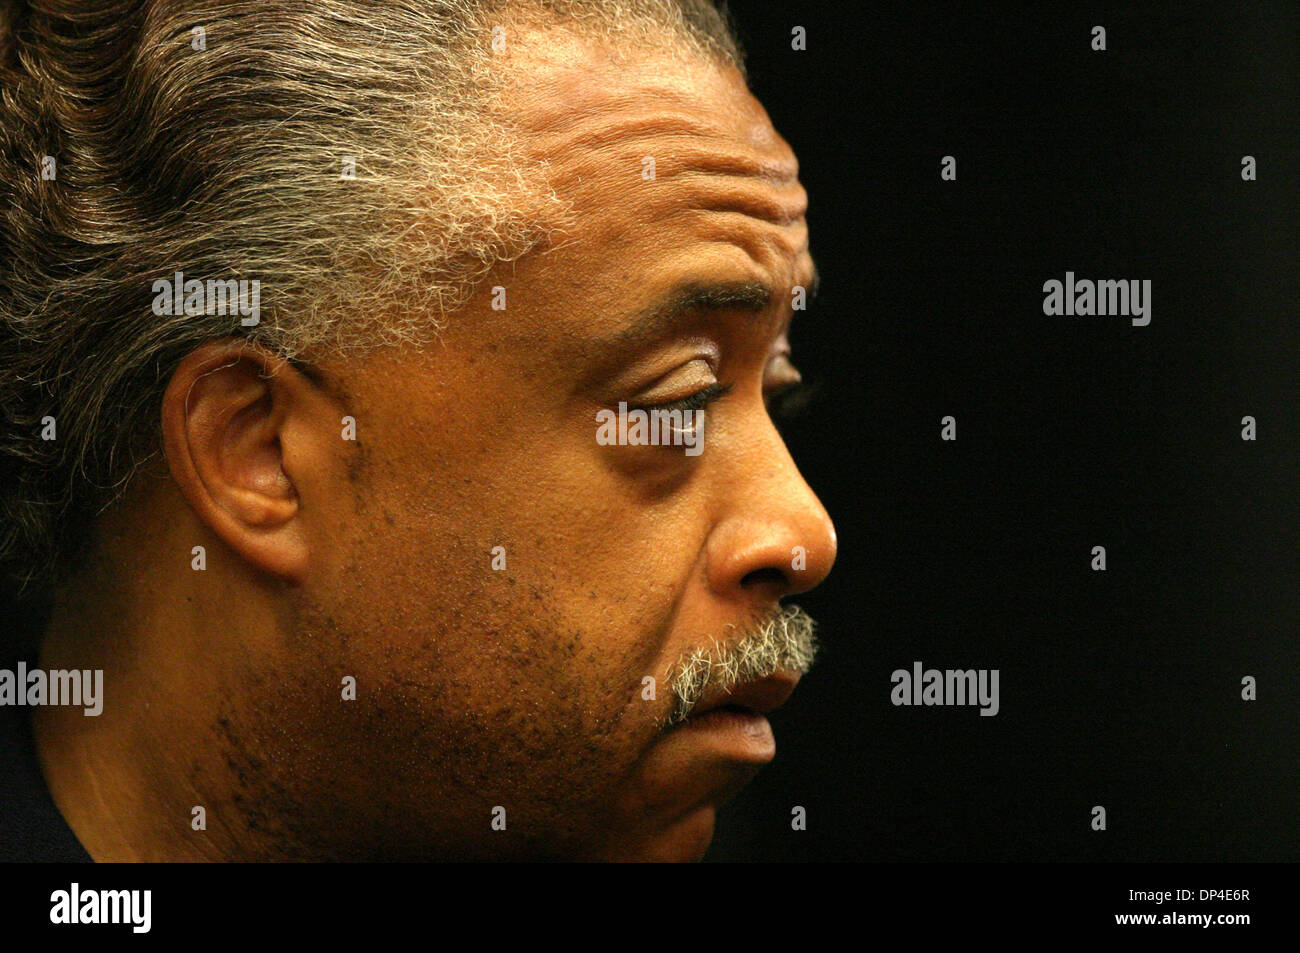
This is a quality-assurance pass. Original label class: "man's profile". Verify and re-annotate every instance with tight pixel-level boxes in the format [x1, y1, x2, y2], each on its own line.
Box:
[0, 0, 835, 861]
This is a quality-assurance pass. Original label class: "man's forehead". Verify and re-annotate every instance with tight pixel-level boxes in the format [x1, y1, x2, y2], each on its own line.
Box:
[501, 27, 799, 183]
[483, 27, 812, 351]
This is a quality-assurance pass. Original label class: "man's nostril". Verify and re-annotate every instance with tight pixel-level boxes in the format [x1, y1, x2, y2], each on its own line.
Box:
[740, 566, 787, 590]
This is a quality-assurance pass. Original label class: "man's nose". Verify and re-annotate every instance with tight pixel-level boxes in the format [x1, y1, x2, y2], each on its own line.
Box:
[704, 423, 837, 602]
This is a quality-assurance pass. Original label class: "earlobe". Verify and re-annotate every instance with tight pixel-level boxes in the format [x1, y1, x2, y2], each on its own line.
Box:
[161, 341, 313, 584]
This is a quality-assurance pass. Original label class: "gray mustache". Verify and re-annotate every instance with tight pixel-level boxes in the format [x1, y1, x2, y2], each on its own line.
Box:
[665, 604, 819, 726]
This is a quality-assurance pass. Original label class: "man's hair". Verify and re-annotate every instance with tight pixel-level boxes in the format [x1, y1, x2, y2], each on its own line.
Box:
[0, 0, 742, 599]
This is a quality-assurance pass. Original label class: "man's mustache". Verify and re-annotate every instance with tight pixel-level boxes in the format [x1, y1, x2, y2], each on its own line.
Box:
[665, 605, 819, 727]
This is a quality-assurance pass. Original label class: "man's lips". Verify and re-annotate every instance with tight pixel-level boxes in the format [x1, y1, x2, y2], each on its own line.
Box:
[659, 671, 801, 771]
[684, 671, 801, 721]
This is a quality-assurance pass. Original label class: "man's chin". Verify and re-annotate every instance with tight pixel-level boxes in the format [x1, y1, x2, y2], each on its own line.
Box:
[586, 804, 720, 862]
[587, 732, 769, 861]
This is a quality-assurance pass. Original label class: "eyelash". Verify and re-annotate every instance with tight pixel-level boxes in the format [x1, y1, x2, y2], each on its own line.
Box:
[638, 381, 733, 414]
[636, 379, 811, 421]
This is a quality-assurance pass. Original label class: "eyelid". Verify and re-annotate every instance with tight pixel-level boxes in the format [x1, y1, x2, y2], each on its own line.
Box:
[642, 346, 720, 385]
[632, 356, 718, 406]
[636, 381, 732, 414]
[764, 351, 802, 388]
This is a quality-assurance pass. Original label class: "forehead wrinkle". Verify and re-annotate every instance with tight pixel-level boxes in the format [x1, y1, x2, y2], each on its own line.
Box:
[549, 114, 799, 181]
[673, 207, 810, 289]
[532, 108, 729, 151]
[517, 75, 798, 167]
[676, 150, 800, 189]
[529, 115, 800, 198]
[532, 126, 807, 231]
[674, 174, 808, 226]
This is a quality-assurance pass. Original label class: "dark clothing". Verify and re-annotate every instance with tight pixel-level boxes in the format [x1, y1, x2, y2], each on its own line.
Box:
[0, 697, 92, 862]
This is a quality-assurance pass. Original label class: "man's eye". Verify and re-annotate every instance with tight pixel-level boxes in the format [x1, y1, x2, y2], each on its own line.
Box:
[765, 379, 815, 422]
[637, 381, 733, 415]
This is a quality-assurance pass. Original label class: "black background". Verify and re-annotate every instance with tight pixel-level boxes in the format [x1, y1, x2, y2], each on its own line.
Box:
[706, 0, 1299, 860]
[1, 1, 1296, 868]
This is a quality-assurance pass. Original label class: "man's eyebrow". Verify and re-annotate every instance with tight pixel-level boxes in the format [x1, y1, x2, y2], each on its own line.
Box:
[590, 266, 820, 356]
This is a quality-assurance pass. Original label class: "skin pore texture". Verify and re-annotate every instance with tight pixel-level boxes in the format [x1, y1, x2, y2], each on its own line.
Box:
[32, 23, 837, 862]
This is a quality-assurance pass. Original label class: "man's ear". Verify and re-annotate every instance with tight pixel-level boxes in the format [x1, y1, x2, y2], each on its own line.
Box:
[161, 340, 326, 584]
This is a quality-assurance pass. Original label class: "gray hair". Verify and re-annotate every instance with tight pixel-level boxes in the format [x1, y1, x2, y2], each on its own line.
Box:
[666, 604, 819, 726]
[0, 0, 742, 599]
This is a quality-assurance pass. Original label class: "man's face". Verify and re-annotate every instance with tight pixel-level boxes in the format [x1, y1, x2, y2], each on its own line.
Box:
[223, 34, 836, 861]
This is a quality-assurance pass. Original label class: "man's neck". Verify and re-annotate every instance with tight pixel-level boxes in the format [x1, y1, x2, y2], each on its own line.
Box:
[33, 569, 268, 862]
